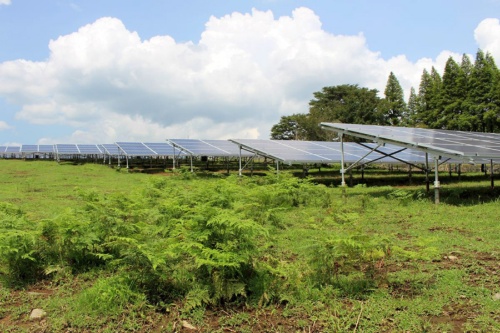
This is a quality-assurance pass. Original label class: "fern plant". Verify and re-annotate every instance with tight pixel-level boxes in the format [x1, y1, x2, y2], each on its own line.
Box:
[0, 206, 42, 286]
[173, 205, 269, 307]
[309, 232, 391, 293]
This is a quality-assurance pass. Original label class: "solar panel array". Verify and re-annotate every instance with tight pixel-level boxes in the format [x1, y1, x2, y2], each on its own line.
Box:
[54, 144, 104, 155]
[115, 142, 187, 157]
[229, 139, 434, 165]
[321, 123, 500, 162]
[168, 139, 254, 157]
[1, 131, 498, 167]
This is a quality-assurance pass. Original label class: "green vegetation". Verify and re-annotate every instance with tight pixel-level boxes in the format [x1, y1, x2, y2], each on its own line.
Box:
[0, 159, 499, 332]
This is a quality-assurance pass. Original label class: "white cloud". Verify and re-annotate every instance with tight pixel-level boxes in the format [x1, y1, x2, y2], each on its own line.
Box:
[475, 18, 500, 63]
[0, 7, 486, 143]
[0, 0, 11, 5]
[0, 121, 11, 130]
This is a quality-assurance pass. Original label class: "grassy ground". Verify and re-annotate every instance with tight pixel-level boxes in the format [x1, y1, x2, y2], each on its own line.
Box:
[0, 159, 499, 332]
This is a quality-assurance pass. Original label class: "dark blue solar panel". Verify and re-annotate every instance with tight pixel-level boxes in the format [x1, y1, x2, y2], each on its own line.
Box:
[5, 146, 21, 153]
[77, 144, 103, 154]
[100, 144, 121, 156]
[38, 145, 55, 153]
[143, 142, 187, 156]
[203, 140, 254, 157]
[21, 145, 38, 153]
[56, 144, 79, 154]
[115, 142, 157, 156]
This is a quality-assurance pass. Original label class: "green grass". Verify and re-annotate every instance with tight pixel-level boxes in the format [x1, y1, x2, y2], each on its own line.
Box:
[0, 159, 499, 332]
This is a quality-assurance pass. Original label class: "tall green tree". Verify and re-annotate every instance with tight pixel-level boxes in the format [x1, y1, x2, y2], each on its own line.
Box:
[270, 114, 308, 140]
[380, 72, 407, 125]
[416, 67, 442, 128]
[467, 50, 500, 132]
[415, 69, 432, 127]
[454, 54, 475, 130]
[439, 57, 464, 129]
[406, 87, 419, 127]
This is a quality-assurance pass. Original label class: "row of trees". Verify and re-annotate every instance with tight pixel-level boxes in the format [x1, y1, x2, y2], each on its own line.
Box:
[271, 49, 500, 140]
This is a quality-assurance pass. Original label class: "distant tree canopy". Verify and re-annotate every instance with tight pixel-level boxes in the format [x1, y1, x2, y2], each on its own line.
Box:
[270, 48, 500, 140]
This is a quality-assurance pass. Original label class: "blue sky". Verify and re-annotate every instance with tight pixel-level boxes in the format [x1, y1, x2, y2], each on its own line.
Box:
[1, 0, 500, 144]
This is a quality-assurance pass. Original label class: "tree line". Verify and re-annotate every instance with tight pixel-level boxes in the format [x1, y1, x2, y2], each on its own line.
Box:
[271, 49, 500, 140]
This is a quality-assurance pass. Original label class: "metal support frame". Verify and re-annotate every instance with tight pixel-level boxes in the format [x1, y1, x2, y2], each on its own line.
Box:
[344, 143, 383, 173]
[238, 145, 257, 176]
[357, 142, 428, 172]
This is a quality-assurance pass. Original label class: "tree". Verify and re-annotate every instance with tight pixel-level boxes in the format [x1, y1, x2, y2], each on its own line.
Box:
[406, 87, 419, 127]
[306, 84, 382, 140]
[270, 114, 308, 140]
[416, 67, 442, 128]
[381, 72, 407, 125]
[439, 57, 464, 129]
[467, 50, 500, 132]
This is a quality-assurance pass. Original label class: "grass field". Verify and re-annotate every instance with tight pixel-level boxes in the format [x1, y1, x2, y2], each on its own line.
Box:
[0, 159, 499, 332]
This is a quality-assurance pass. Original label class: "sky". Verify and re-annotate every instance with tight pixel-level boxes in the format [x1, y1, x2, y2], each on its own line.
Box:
[1, 0, 500, 145]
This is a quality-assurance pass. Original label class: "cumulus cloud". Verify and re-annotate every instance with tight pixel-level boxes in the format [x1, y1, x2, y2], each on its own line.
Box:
[0, 0, 11, 5]
[0, 7, 492, 144]
[475, 18, 500, 63]
[0, 121, 11, 130]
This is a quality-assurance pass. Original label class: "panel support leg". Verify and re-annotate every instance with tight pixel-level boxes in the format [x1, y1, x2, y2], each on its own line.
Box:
[425, 153, 430, 193]
[490, 159, 494, 189]
[434, 157, 440, 204]
[238, 146, 242, 177]
[340, 134, 346, 187]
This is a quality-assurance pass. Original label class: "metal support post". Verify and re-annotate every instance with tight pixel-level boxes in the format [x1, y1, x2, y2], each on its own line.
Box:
[490, 159, 494, 189]
[425, 153, 430, 193]
[434, 157, 440, 204]
[238, 146, 242, 177]
[340, 134, 346, 187]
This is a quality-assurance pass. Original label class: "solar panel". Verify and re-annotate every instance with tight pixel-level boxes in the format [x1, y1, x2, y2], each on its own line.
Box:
[38, 145, 55, 154]
[202, 140, 254, 157]
[168, 139, 254, 157]
[77, 144, 103, 154]
[0, 146, 7, 153]
[55, 144, 80, 154]
[100, 144, 121, 156]
[143, 142, 187, 156]
[229, 139, 331, 163]
[115, 142, 157, 156]
[229, 139, 443, 165]
[320, 123, 500, 162]
[5, 146, 21, 153]
[21, 145, 39, 153]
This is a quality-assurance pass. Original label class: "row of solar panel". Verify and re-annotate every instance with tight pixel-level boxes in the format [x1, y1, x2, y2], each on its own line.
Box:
[0, 141, 245, 157]
[321, 123, 500, 162]
[0, 139, 441, 165]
